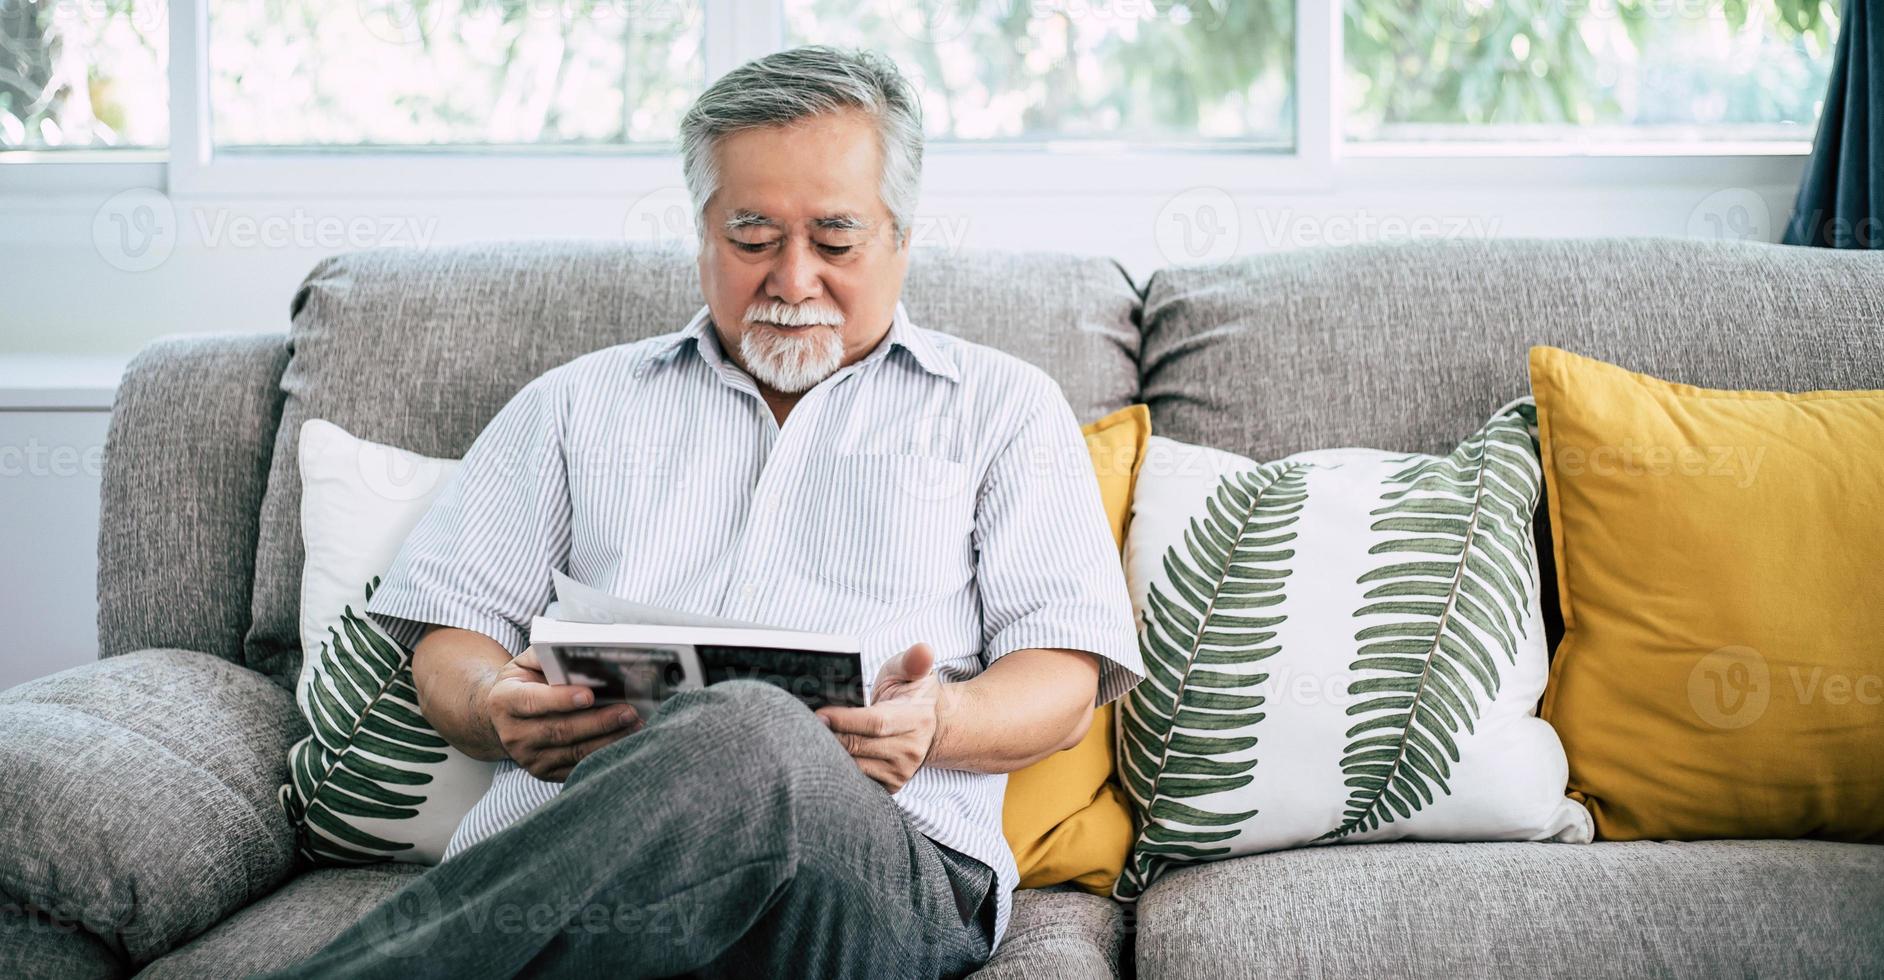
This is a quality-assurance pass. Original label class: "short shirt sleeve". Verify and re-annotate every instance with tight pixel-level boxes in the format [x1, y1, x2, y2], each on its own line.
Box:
[973, 383, 1144, 705]
[364, 374, 573, 657]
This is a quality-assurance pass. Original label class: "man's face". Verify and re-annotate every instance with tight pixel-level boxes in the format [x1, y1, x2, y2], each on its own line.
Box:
[696, 109, 912, 396]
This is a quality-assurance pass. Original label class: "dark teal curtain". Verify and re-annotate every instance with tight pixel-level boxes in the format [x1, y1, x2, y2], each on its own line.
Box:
[1784, 0, 1880, 248]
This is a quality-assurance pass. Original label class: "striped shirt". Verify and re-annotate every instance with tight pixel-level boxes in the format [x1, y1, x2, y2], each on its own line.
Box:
[365, 301, 1143, 949]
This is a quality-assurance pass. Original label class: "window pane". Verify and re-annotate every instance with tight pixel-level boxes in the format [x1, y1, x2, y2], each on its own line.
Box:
[1, 0, 167, 149]
[1346, 0, 1838, 141]
[783, 0, 1294, 147]
[209, 0, 705, 147]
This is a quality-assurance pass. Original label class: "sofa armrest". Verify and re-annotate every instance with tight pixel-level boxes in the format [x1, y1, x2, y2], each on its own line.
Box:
[98, 332, 290, 666]
[0, 649, 308, 971]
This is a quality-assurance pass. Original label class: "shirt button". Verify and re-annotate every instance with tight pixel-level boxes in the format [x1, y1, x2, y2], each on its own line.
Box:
[741, 582, 757, 598]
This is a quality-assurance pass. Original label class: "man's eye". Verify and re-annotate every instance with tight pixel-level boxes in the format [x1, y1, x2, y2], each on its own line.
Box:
[732, 240, 773, 253]
[819, 244, 854, 256]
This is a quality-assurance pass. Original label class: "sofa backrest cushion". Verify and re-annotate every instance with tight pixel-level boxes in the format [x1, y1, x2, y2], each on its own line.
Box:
[242, 240, 1142, 687]
[1139, 238, 1884, 461]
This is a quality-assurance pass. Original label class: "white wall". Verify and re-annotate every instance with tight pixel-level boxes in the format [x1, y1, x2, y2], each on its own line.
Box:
[0, 410, 107, 689]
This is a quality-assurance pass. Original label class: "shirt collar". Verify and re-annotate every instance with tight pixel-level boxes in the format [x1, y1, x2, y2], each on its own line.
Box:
[637, 301, 959, 384]
[862, 301, 957, 382]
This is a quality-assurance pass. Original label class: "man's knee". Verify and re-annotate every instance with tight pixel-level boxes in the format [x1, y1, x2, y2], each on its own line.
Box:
[658, 680, 834, 772]
[700, 678, 816, 718]
[570, 682, 849, 837]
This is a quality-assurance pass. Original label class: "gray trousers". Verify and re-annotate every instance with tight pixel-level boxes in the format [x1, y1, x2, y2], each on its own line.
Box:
[266, 681, 996, 979]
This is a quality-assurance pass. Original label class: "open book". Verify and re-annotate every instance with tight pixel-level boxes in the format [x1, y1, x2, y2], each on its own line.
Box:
[531, 571, 866, 719]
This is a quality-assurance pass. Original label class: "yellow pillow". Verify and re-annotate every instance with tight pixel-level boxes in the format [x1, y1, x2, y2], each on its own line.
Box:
[1002, 404, 1149, 894]
[1531, 347, 1884, 843]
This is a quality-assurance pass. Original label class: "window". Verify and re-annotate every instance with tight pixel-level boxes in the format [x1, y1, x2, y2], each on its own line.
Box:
[1346, 0, 1840, 142]
[1, 0, 168, 149]
[207, 0, 703, 148]
[783, 0, 1295, 148]
[0, 0, 1845, 175]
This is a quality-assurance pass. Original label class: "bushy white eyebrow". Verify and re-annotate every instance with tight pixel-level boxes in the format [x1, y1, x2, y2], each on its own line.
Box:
[723, 210, 776, 231]
[813, 214, 871, 232]
[721, 211, 873, 233]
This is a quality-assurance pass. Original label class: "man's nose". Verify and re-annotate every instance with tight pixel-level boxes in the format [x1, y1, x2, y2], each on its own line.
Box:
[765, 239, 823, 305]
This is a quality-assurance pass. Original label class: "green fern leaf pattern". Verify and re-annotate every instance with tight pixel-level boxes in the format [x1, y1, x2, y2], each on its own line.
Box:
[1321, 415, 1540, 840]
[1513, 398, 1538, 433]
[279, 576, 450, 864]
[1116, 462, 1309, 900]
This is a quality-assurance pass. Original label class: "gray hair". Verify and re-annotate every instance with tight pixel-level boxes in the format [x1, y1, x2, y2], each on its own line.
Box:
[679, 45, 925, 246]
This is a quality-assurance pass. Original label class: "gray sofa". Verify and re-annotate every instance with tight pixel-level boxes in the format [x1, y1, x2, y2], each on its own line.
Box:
[3, 238, 1881, 979]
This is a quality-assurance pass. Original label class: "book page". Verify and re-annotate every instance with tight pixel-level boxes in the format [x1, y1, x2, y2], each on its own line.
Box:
[551, 569, 786, 631]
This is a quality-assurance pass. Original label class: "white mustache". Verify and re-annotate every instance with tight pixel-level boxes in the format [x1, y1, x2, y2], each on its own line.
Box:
[743, 301, 846, 328]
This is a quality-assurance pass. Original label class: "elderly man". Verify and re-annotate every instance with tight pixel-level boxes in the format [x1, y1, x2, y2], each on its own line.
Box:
[273, 46, 1140, 980]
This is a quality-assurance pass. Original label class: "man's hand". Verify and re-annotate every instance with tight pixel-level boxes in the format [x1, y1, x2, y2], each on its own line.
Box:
[816, 643, 947, 794]
[480, 646, 643, 782]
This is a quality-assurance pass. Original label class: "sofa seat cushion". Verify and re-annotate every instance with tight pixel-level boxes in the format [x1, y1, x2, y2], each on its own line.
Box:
[1135, 840, 1884, 979]
[134, 865, 426, 978]
[0, 906, 119, 980]
[138, 872, 1123, 978]
[0, 650, 308, 969]
[971, 886, 1126, 979]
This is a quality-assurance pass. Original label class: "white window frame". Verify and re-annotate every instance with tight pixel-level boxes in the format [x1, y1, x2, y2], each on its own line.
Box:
[0, 0, 1816, 200]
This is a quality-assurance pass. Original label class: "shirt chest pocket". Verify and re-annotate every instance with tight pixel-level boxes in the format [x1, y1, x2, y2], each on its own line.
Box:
[807, 454, 976, 604]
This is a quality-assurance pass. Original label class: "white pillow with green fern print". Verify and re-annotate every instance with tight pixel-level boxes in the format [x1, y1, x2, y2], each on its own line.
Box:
[1115, 407, 1592, 901]
[286, 419, 497, 865]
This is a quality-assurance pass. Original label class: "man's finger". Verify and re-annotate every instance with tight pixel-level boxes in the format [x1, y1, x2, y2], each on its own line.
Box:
[522, 704, 640, 746]
[506, 679, 600, 717]
[515, 646, 542, 671]
[839, 734, 919, 765]
[880, 643, 936, 684]
[817, 706, 916, 740]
